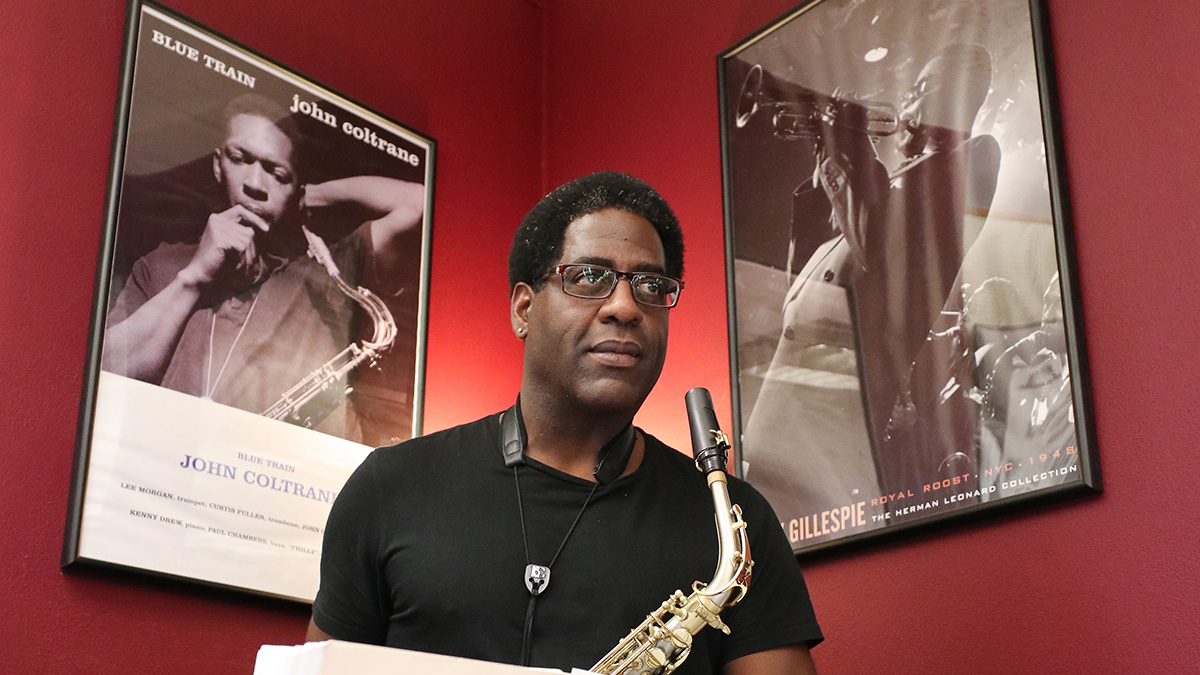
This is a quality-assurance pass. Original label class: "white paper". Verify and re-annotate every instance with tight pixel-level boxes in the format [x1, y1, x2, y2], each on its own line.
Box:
[78, 374, 371, 600]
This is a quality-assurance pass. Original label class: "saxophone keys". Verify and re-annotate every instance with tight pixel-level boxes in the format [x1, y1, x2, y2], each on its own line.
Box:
[645, 647, 670, 670]
[670, 629, 694, 649]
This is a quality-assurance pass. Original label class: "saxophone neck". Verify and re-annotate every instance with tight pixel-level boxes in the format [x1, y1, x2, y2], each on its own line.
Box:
[684, 387, 752, 606]
[705, 475, 752, 607]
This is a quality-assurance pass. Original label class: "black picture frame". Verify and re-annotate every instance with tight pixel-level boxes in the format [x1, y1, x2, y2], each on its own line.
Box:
[718, 0, 1099, 555]
[62, 0, 436, 601]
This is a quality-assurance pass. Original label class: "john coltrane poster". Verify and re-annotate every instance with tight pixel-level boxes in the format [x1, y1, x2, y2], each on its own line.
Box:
[719, 0, 1099, 554]
[63, 0, 435, 600]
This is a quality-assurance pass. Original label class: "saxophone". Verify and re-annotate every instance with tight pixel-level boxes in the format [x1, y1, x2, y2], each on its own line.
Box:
[261, 226, 398, 428]
[590, 388, 753, 675]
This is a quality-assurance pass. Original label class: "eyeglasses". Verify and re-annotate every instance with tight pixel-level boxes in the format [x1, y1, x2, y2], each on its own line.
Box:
[547, 264, 684, 308]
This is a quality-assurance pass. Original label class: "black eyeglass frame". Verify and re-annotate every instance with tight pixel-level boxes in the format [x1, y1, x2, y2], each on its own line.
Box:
[545, 264, 684, 308]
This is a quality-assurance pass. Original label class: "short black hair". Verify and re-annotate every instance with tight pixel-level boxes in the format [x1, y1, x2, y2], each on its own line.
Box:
[220, 93, 304, 175]
[508, 171, 684, 290]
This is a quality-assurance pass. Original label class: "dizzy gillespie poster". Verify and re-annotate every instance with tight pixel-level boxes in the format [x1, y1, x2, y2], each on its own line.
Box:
[720, 0, 1097, 552]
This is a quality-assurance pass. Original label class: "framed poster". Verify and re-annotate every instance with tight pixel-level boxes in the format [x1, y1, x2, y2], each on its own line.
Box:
[62, 0, 435, 601]
[719, 0, 1099, 554]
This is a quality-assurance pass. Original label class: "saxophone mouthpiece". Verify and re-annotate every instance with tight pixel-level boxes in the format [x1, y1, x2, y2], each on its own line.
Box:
[301, 226, 341, 278]
[686, 388, 729, 475]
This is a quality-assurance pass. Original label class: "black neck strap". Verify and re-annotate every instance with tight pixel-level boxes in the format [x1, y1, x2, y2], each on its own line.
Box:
[499, 397, 636, 485]
[498, 397, 636, 666]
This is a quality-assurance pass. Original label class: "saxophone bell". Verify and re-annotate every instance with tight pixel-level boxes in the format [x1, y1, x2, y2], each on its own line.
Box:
[261, 227, 398, 428]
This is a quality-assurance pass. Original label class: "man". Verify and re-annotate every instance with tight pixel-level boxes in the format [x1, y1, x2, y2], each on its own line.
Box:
[308, 172, 822, 674]
[742, 44, 1001, 535]
[102, 94, 424, 442]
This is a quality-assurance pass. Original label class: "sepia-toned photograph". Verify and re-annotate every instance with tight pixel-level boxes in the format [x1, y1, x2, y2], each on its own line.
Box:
[719, 0, 1099, 553]
[63, 0, 435, 600]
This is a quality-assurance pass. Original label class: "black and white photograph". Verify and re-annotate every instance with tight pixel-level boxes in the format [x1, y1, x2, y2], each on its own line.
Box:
[63, 0, 435, 600]
[719, 0, 1099, 553]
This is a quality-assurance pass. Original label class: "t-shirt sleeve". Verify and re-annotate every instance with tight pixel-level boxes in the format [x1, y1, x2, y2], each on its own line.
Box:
[717, 485, 823, 663]
[311, 450, 390, 644]
[108, 243, 186, 325]
[108, 259, 151, 325]
[103, 245, 185, 378]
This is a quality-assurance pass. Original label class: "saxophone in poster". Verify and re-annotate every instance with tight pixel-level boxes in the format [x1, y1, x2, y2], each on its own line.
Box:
[262, 226, 397, 428]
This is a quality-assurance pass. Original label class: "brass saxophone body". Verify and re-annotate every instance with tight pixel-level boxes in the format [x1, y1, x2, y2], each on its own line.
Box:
[261, 226, 397, 428]
[590, 388, 753, 675]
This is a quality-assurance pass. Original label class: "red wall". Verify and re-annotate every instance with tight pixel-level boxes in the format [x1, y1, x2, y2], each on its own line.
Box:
[2, 0, 1198, 672]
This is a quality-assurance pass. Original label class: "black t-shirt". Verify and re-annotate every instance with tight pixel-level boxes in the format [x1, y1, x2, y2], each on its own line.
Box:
[313, 413, 822, 673]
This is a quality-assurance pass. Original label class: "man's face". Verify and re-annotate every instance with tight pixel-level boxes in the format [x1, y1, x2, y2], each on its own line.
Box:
[900, 59, 944, 131]
[212, 113, 299, 228]
[900, 54, 990, 143]
[514, 208, 671, 416]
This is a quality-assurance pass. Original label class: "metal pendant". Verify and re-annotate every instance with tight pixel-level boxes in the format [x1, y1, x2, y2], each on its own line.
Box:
[524, 564, 550, 596]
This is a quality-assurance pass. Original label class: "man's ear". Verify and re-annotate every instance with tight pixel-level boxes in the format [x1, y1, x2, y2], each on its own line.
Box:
[511, 282, 534, 339]
[212, 148, 223, 185]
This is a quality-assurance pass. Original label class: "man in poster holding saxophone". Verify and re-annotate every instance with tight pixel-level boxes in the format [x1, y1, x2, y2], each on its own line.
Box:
[307, 172, 822, 674]
[102, 94, 425, 443]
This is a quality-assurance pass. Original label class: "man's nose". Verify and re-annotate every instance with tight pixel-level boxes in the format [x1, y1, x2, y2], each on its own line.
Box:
[599, 278, 643, 324]
[242, 165, 269, 199]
